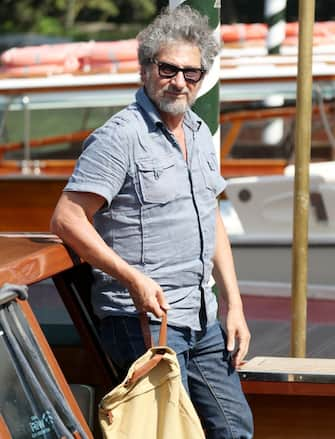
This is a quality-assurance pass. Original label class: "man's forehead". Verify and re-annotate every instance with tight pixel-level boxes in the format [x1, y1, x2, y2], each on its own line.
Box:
[156, 44, 201, 64]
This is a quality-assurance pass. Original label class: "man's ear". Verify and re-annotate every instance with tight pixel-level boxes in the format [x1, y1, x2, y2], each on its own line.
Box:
[140, 65, 146, 83]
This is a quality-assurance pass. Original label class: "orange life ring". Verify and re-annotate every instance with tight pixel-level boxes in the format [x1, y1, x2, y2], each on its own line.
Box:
[0, 58, 79, 78]
[87, 39, 138, 63]
[81, 59, 139, 74]
[284, 22, 299, 37]
[0, 40, 138, 68]
[221, 21, 335, 44]
[0, 43, 90, 66]
[221, 23, 267, 43]
[0, 39, 139, 78]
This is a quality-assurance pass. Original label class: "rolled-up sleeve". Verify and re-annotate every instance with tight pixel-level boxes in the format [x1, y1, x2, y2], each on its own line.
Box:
[64, 121, 129, 205]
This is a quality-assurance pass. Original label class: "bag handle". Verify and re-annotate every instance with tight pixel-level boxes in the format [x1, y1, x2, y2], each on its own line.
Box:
[125, 312, 168, 388]
[139, 311, 167, 349]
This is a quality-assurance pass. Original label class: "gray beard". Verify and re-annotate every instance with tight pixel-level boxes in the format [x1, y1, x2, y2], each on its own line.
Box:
[157, 97, 190, 115]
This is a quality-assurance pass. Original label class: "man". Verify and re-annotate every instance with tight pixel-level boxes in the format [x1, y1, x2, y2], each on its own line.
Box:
[51, 6, 253, 439]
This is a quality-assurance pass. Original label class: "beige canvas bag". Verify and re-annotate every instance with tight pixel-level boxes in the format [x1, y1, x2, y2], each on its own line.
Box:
[99, 313, 205, 439]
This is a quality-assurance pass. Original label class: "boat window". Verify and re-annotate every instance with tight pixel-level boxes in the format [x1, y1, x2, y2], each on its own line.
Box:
[222, 115, 295, 159]
[1, 104, 124, 161]
[221, 99, 335, 162]
[28, 279, 81, 347]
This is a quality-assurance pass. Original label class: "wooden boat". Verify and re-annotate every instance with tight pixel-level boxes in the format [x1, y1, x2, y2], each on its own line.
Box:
[0, 233, 115, 437]
[1, 232, 335, 438]
[0, 72, 139, 231]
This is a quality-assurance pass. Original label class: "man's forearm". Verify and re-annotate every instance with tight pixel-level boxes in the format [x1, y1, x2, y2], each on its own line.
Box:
[212, 206, 243, 308]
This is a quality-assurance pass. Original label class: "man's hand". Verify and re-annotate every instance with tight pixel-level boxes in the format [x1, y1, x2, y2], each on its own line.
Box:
[225, 306, 251, 368]
[127, 271, 170, 318]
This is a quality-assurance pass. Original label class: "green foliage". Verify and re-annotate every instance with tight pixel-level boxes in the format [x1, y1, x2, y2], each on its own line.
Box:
[35, 17, 64, 35]
[0, 0, 158, 38]
[117, 0, 156, 21]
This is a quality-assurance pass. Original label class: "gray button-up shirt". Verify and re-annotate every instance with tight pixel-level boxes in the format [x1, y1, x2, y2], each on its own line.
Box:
[65, 88, 226, 330]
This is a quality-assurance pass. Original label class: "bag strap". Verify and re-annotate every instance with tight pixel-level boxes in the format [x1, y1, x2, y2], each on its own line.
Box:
[124, 312, 168, 388]
[139, 311, 167, 349]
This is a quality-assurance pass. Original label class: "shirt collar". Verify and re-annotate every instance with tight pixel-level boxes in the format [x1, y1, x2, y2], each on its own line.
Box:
[135, 87, 202, 133]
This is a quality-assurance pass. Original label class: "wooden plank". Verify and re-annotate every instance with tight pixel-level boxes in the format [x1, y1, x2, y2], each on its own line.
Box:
[247, 394, 335, 439]
[241, 356, 335, 375]
[240, 357, 335, 438]
[0, 130, 91, 157]
[0, 235, 76, 286]
[0, 179, 66, 231]
[0, 207, 57, 232]
[242, 380, 335, 397]
[221, 158, 286, 177]
[221, 120, 242, 158]
[0, 414, 12, 439]
[0, 159, 75, 175]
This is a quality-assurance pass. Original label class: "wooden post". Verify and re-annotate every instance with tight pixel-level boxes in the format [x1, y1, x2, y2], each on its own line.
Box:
[291, 0, 315, 357]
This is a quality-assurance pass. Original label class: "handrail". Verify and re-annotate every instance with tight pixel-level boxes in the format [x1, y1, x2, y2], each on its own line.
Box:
[0, 129, 92, 159]
[221, 102, 334, 123]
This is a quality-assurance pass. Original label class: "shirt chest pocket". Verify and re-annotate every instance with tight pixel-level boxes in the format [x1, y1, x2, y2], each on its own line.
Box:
[136, 155, 179, 204]
[201, 151, 219, 193]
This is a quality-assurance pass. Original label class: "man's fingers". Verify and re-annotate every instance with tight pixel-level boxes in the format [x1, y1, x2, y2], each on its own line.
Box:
[156, 289, 170, 311]
[151, 305, 164, 318]
[233, 338, 250, 367]
[226, 331, 235, 353]
[146, 289, 169, 318]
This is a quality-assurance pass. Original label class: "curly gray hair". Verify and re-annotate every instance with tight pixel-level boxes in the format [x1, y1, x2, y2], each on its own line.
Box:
[137, 5, 219, 71]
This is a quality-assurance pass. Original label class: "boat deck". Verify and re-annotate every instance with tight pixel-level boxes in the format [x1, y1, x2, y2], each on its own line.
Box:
[248, 319, 335, 359]
[241, 295, 335, 360]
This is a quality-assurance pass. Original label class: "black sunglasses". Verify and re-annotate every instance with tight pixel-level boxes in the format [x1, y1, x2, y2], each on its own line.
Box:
[151, 59, 206, 84]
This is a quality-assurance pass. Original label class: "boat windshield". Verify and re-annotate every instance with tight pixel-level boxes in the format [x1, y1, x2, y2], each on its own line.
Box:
[0, 284, 85, 438]
[0, 314, 59, 438]
[0, 90, 129, 163]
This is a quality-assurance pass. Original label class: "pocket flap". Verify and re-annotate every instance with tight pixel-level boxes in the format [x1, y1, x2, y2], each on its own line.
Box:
[137, 155, 175, 172]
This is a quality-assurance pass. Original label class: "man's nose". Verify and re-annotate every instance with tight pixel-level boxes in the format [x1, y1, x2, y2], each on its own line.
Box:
[171, 71, 186, 87]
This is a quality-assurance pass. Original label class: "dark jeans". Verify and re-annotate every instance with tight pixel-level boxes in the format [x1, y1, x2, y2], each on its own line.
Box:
[100, 316, 254, 439]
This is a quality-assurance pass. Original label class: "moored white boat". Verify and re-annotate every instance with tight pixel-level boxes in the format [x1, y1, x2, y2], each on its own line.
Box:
[221, 160, 335, 293]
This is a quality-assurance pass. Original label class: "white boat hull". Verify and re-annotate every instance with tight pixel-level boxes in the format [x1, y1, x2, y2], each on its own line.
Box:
[221, 162, 335, 295]
[230, 238, 335, 291]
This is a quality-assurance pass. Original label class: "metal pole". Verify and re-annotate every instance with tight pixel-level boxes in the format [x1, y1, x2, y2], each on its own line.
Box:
[264, 0, 287, 54]
[290, 0, 315, 357]
[169, 0, 221, 159]
[22, 95, 31, 173]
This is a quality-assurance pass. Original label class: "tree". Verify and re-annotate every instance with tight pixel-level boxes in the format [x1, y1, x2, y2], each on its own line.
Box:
[0, 0, 158, 36]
